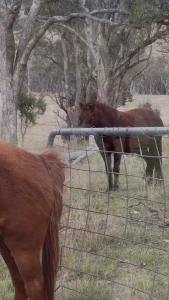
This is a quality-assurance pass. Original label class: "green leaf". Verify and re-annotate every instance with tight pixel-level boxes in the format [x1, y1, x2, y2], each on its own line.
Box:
[18, 93, 47, 134]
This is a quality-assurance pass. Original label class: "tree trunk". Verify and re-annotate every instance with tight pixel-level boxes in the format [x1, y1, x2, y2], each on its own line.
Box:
[61, 32, 70, 103]
[0, 1, 41, 144]
[21, 133, 25, 148]
[0, 15, 18, 144]
[27, 59, 31, 94]
[1, 85, 18, 144]
[72, 34, 82, 127]
[61, 31, 75, 129]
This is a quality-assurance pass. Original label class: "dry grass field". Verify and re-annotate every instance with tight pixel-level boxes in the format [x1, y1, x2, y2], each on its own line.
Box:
[16, 94, 169, 150]
[119, 95, 169, 126]
[0, 94, 169, 300]
[59, 143, 169, 299]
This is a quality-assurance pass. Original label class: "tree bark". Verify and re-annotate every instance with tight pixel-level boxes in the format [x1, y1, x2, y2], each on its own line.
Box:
[86, 48, 94, 103]
[0, 0, 41, 144]
[1, 86, 18, 144]
[72, 34, 82, 126]
[0, 10, 18, 143]
[0, 0, 167, 143]
[61, 31, 74, 129]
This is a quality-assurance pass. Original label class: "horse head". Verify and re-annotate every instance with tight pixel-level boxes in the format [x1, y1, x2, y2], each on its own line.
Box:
[79, 101, 99, 128]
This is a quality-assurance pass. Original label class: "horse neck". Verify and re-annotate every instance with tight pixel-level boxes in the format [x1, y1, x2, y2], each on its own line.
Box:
[97, 104, 119, 127]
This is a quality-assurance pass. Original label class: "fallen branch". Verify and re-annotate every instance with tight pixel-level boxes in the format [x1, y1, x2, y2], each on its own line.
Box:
[148, 206, 165, 223]
[63, 147, 98, 164]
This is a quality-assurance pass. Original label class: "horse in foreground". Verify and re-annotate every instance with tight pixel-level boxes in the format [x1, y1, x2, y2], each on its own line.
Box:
[0, 141, 65, 300]
[79, 101, 163, 191]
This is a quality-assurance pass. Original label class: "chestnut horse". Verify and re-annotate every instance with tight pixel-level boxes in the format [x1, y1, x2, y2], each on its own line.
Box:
[0, 141, 65, 300]
[79, 101, 163, 191]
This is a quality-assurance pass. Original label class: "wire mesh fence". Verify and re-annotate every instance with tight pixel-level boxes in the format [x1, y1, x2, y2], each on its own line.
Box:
[50, 127, 169, 300]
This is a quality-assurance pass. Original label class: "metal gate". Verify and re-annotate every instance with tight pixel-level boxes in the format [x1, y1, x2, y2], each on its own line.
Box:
[49, 127, 169, 300]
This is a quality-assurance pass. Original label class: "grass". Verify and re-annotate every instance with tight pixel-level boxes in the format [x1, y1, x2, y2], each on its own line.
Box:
[1, 128, 169, 299]
[55, 136, 169, 300]
[1, 142, 169, 300]
[0, 259, 14, 300]
[0, 138, 169, 300]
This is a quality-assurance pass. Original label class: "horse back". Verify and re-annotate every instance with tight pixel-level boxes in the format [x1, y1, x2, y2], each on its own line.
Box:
[95, 107, 163, 154]
[121, 108, 163, 154]
[0, 142, 56, 235]
[125, 107, 163, 127]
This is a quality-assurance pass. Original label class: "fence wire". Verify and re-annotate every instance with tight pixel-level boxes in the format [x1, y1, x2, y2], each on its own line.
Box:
[51, 129, 169, 300]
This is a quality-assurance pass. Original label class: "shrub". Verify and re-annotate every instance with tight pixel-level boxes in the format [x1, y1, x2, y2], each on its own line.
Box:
[18, 93, 46, 147]
[138, 100, 161, 117]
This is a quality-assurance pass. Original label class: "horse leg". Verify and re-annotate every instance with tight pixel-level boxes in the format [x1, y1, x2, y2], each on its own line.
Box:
[0, 237, 27, 300]
[100, 151, 113, 191]
[153, 137, 163, 185]
[143, 156, 154, 185]
[146, 158, 154, 185]
[143, 137, 163, 186]
[141, 148, 154, 186]
[11, 248, 45, 300]
[3, 221, 49, 300]
[154, 157, 163, 178]
[145, 138, 163, 186]
[113, 153, 122, 190]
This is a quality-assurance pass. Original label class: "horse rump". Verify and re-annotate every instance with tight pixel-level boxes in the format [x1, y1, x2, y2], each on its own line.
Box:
[39, 149, 66, 300]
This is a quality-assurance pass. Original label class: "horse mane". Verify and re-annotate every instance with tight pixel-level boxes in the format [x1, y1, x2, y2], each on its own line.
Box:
[93, 101, 111, 109]
[84, 100, 112, 110]
[89, 101, 117, 115]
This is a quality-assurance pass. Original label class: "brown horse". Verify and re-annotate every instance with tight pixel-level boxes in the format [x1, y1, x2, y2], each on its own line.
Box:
[0, 141, 65, 300]
[79, 101, 163, 191]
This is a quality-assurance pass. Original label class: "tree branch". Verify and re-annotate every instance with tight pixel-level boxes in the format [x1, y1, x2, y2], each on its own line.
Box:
[128, 58, 148, 70]
[0, 0, 21, 28]
[57, 23, 91, 50]
[20, 8, 129, 67]
[90, 8, 129, 16]
[10, 0, 22, 11]
[129, 47, 152, 86]
[15, 0, 41, 68]
[53, 109, 67, 124]
[113, 28, 169, 80]
[156, 49, 169, 54]
[36, 47, 61, 66]
[78, 14, 126, 27]
[14, 5, 168, 98]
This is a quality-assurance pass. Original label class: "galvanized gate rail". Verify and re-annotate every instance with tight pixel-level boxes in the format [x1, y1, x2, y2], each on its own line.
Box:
[47, 127, 169, 148]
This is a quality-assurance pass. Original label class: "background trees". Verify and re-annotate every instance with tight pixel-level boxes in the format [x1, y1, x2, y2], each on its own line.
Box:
[0, 0, 169, 143]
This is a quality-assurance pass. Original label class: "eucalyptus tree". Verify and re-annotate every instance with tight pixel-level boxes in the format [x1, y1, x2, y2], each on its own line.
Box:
[0, 0, 168, 143]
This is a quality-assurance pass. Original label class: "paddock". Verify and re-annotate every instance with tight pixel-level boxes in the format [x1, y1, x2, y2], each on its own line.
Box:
[50, 127, 169, 300]
[1, 95, 169, 299]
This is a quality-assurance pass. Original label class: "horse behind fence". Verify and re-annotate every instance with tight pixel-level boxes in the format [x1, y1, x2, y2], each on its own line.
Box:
[79, 101, 164, 191]
[0, 141, 66, 300]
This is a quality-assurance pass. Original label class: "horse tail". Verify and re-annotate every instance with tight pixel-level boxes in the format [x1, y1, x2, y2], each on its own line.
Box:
[39, 149, 66, 300]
